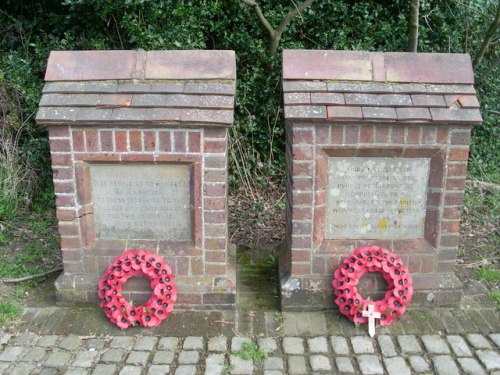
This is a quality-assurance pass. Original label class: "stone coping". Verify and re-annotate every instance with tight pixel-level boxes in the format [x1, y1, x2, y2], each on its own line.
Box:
[282, 51, 481, 124]
[283, 50, 474, 84]
[45, 50, 236, 81]
[37, 50, 236, 126]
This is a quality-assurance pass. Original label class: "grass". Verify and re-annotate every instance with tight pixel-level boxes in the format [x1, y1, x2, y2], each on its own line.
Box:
[491, 290, 500, 306]
[235, 342, 267, 362]
[476, 265, 500, 284]
[0, 301, 21, 325]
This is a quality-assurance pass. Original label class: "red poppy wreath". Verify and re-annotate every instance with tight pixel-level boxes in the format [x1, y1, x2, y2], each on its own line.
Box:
[98, 250, 176, 329]
[333, 246, 413, 326]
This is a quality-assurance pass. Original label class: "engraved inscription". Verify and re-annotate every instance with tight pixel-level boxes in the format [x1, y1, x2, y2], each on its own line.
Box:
[326, 157, 430, 239]
[91, 164, 192, 240]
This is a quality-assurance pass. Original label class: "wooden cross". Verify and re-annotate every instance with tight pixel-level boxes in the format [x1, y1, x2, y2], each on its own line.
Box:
[362, 304, 381, 337]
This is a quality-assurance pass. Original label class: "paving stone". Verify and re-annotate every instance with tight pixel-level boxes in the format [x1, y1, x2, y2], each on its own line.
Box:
[432, 355, 460, 375]
[63, 369, 89, 375]
[36, 335, 59, 347]
[283, 337, 304, 354]
[263, 371, 283, 375]
[357, 355, 384, 374]
[351, 336, 375, 354]
[258, 337, 278, 354]
[335, 357, 355, 374]
[119, 365, 142, 375]
[205, 353, 225, 375]
[158, 337, 179, 350]
[310, 354, 332, 371]
[230, 355, 253, 374]
[10, 363, 37, 375]
[59, 335, 82, 351]
[447, 335, 472, 356]
[110, 337, 136, 350]
[147, 365, 170, 375]
[0, 334, 12, 345]
[92, 364, 118, 375]
[45, 350, 72, 367]
[458, 357, 487, 375]
[377, 335, 397, 357]
[178, 351, 200, 364]
[0, 363, 9, 373]
[331, 336, 349, 355]
[264, 356, 284, 370]
[84, 339, 106, 350]
[309, 312, 328, 336]
[20, 346, 46, 362]
[0, 346, 25, 362]
[39, 369, 59, 375]
[208, 336, 227, 352]
[174, 365, 197, 375]
[408, 355, 431, 373]
[466, 334, 491, 349]
[100, 349, 126, 363]
[126, 351, 150, 366]
[11, 333, 38, 346]
[134, 336, 158, 351]
[421, 335, 450, 354]
[307, 336, 328, 353]
[384, 357, 411, 375]
[490, 334, 500, 348]
[477, 350, 500, 370]
[231, 337, 252, 352]
[152, 351, 175, 365]
[183, 336, 204, 350]
[71, 350, 100, 367]
[287, 356, 307, 375]
[397, 335, 422, 353]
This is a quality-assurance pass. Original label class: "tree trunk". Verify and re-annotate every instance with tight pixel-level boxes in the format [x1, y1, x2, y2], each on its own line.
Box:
[408, 0, 420, 52]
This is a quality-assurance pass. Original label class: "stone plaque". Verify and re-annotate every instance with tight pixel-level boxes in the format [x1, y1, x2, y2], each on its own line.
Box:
[326, 157, 430, 239]
[91, 164, 192, 240]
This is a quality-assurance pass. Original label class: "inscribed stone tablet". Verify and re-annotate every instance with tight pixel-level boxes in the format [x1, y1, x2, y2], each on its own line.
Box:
[326, 157, 430, 239]
[90, 164, 192, 240]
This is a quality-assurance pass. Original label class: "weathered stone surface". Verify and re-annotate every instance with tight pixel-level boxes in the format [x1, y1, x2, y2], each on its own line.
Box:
[384, 357, 412, 375]
[432, 355, 460, 375]
[331, 336, 350, 355]
[307, 337, 328, 353]
[309, 355, 332, 371]
[357, 355, 384, 374]
[351, 336, 375, 354]
[283, 337, 304, 355]
[458, 358, 487, 375]
[398, 335, 422, 354]
[287, 356, 307, 375]
[447, 335, 472, 356]
[421, 335, 450, 354]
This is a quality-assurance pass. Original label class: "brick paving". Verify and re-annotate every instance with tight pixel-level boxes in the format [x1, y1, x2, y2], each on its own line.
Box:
[1, 308, 499, 374]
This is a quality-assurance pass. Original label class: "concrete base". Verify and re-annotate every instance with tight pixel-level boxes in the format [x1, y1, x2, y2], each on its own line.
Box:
[279, 268, 465, 311]
[55, 252, 237, 311]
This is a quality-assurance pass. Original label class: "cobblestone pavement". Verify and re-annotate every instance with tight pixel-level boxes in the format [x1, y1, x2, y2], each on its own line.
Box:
[1, 309, 499, 374]
[0, 330, 499, 374]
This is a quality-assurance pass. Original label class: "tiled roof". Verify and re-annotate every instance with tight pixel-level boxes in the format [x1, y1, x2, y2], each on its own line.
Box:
[37, 51, 236, 126]
[282, 50, 482, 124]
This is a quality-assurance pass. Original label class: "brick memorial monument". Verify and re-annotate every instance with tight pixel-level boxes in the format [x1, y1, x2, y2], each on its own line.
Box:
[280, 50, 482, 310]
[37, 50, 236, 309]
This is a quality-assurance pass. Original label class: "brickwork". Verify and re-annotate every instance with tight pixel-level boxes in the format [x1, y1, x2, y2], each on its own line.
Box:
[281, 51, 482, 310]
[38, 51, 236, 309]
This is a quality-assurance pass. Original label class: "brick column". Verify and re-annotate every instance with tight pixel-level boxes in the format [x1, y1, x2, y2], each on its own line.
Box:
[37, 50, 237, 309]
[281, 50, 482, 310]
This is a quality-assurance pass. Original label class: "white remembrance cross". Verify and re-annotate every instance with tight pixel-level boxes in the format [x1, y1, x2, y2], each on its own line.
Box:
[362, 304, 381, 338]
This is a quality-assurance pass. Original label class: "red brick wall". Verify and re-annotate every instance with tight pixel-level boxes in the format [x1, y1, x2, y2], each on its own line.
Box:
[49, 125, 235, 308]
[285, 122, 470, 307]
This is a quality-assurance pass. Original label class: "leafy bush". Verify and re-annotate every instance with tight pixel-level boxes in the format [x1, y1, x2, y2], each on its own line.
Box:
[0, 0, 498, 210]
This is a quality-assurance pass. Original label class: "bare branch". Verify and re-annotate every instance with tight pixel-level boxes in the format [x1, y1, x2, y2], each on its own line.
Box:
[241, 0, 275, 39]
[241, 0, 315, 57]
[473, 4, 500, 69]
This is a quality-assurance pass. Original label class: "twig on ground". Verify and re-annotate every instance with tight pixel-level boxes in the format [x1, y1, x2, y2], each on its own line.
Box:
[1, 266, 63, 283]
